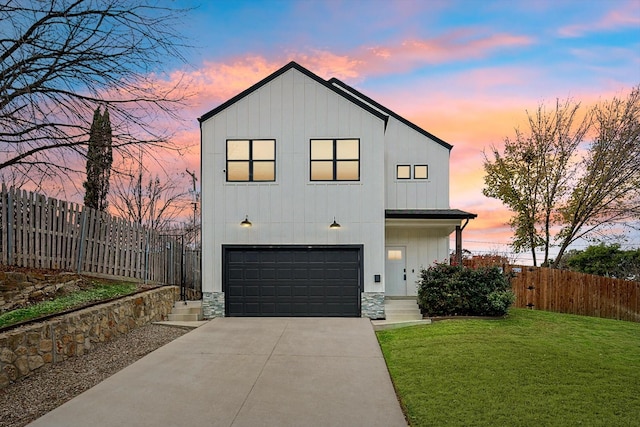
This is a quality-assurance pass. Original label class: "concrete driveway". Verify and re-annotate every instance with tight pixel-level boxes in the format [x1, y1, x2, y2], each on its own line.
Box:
[28, 318, 407, 427]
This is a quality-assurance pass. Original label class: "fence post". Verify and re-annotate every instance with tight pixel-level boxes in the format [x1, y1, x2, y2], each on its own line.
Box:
[7, 187, 14, 265]
[76, 208, 88, 274]
[144, 230, 149, 285]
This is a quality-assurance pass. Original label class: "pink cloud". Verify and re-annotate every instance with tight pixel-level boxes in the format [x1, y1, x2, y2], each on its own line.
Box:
[347, 31, 534, 76]
[559, 2, 640, 37]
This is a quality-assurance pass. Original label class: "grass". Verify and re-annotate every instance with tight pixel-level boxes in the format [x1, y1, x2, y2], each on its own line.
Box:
[377, 309, 640, 427]
[0, 282, 137, 328]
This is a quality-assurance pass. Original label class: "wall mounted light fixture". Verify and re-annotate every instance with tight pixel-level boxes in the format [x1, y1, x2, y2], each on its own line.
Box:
[240, 215, 252, 227]
[329, 217, 341, 229]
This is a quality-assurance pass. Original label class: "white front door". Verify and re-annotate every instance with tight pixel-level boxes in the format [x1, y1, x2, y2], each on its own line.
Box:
[385, 246, 406, 296]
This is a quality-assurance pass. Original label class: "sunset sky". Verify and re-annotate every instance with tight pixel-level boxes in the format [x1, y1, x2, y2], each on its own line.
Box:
[163, 0, 640, 263]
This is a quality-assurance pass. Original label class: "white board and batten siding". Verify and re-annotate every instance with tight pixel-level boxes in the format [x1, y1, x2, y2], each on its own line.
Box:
[384, 118, 451, 210]
[201, 68, 387, 295]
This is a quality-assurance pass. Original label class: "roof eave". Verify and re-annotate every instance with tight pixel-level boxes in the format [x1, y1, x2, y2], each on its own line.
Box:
[198, 61, 388, 126]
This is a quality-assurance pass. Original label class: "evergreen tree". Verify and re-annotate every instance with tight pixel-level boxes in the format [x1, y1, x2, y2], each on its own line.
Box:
[83, 107, 113, 211]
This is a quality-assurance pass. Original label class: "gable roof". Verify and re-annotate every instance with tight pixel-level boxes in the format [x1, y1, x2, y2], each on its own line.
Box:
[198, 61, 388, 125]
[198, 61, 453, 151]
[329, 78, 453, 150]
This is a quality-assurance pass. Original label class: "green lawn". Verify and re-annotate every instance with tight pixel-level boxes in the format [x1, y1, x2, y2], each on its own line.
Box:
[377, 309, 640, 427]
[0, 282, 137, 328]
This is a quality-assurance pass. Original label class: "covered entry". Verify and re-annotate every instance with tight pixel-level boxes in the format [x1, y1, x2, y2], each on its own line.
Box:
[223, 245, 362, 317]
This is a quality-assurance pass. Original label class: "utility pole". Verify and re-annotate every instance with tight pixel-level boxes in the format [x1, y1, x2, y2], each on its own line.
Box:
[185, 169, 199, 241]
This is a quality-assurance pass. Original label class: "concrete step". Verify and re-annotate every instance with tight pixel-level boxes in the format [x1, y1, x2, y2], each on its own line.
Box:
[385, 308, 422, 316]
[168, 313, 202, 322]
[169, 300, 203, 322]
[174, 300, 202, 308]
[384, 313, 423, 322]
[384, 298, 419, 305]
[171, 306, 202, 315]
[384, 297, 422, 321]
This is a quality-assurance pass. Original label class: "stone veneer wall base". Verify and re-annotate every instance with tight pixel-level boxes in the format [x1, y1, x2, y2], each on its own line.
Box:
[361, 292, 385, 319]
[202, 291, 225, 319]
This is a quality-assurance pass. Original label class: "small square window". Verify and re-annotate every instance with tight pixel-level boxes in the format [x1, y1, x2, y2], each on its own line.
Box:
[396, 165, 411, 179]
[414, 165, 428, 179]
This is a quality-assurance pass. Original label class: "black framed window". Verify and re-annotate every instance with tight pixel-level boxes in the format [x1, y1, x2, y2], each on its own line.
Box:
[396, 165, 411, 179]
[226, 139, 275, 182]
[310, 138, 359, 181]
[414, 165, 428, 179]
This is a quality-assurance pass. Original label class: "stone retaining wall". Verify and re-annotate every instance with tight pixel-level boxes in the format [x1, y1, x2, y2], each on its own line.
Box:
[0, 271, 84, 313]
[0, 286, 179, 389]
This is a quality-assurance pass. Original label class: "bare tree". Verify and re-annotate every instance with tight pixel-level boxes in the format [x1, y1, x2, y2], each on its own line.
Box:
[0, 0, 191, 191]
[484, 86, 640, 267]
[109, 152, 191, 231]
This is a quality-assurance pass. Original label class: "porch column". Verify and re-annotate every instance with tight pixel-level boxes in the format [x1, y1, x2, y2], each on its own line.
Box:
[455, 225, 462, 265]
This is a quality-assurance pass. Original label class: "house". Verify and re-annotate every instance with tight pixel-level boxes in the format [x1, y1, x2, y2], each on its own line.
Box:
[198, 61, 476, 319]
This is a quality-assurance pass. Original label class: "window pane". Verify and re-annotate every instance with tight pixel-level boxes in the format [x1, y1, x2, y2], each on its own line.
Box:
[311, 161, 333, 180]
[253, 140, 275, 160]
[311, 139, 333, 160]
[336, 160, 359, 180]
[397, 165, 410, 179]
[227, 161, 249, 181]
[388, 250, 402, 260]
[253, 161, 275, 181]
[227, 140, 249, 160]
[414, 165, 428, 179]
[336, 139, 359, 159]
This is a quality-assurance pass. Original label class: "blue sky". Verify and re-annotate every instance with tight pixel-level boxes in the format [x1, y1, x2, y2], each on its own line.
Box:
[164, 0, 640, 262]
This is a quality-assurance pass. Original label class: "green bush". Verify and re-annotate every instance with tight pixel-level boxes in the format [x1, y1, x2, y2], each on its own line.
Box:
[417, 263, 514, 316]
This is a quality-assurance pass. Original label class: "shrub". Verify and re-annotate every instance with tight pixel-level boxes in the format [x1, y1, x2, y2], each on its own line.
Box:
[417, 263, 514, 317]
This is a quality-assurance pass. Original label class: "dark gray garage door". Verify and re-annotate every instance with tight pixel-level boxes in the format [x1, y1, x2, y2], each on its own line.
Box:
[223, 246, 362, 317]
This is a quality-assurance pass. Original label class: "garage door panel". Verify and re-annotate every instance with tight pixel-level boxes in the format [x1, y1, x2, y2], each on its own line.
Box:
[293, 268, 308, 279]
[277, 268, 293, 280]
[293, 286, 308, 296]
[261, 270, 276, 280]
[225, 247, 361, 317]
[244, 285, 260, 297]
[261, 285, 276, 297]
[277, 286, 292, 296]
[260, 252, 277, 263]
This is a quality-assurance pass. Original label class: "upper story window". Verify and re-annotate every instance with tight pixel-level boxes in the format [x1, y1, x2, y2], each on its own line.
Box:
[226, 139, 275, 182]
[396, 165, 411, 179]
[414, 165, 428, 179]
[396, 164, 429, 180]
[310, 138, 360, 181]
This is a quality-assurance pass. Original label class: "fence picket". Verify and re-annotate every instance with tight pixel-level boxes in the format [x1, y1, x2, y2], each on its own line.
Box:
[1, 185, 200, 294]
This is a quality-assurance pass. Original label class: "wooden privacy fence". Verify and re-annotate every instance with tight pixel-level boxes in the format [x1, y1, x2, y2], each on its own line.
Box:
[508, 265, 640, 322]
[0, 184, 201, 294]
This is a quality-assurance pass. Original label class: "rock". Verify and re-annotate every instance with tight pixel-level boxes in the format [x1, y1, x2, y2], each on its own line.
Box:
[14, 345, 27, 356]
[27, 332, 40, 345]
[3, 364, 18, 381]
[5, 272, 27, 283]
[27, 272, 45, 282]
[28, 355, 44, 370]
[40, 340, 53, 352]
[0, 348, 15, 364]
[15, 356, 29, 375]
